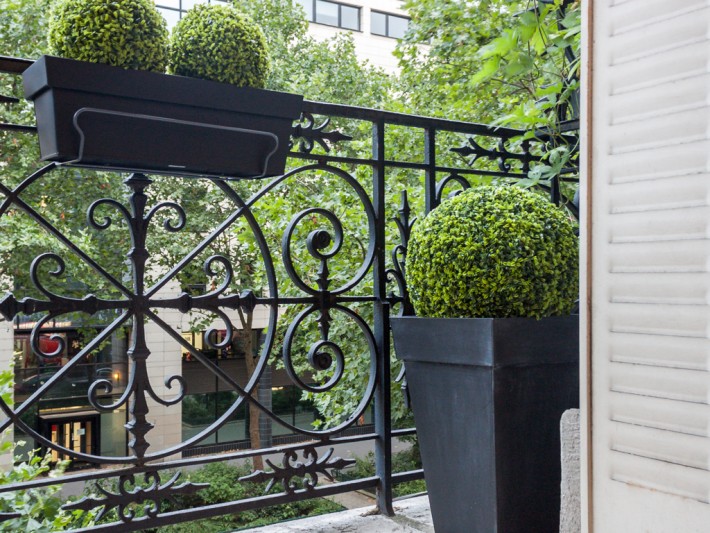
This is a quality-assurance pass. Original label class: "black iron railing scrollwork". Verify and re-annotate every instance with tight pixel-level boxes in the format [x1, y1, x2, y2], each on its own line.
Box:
[0, 55, 578, 531]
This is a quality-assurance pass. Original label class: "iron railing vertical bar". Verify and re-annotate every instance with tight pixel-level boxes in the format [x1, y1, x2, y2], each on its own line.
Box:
[372, 117, 394, 515]
[424, 127, 437, 214]
[551, 174, 561, 205]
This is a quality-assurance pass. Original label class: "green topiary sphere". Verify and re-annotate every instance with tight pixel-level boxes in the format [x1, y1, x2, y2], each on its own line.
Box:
[169, 4, 271, 87]
[48, 0, 169, 72]
[406, 186, 579, 319]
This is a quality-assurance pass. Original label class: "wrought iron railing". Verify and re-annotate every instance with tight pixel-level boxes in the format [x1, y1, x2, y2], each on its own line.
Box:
[0, 55, 578, 531]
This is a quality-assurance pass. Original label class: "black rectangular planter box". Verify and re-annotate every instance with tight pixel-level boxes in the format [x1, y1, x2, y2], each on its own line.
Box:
[391, 316, 579, 533]
[23, 55, 303, 178]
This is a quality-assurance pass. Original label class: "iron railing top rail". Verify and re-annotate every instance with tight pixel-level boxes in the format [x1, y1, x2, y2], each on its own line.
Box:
[302, 99, 526, 138]
[1, 55, 532, 139]
[0, 55, 33, 73]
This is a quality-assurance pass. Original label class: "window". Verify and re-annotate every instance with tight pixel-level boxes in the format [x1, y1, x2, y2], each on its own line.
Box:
[370, 11, 410, 39]
[298, 0, 361, 31]
[339, 5, 359, 30]
[181, 329, 259, 360]
[154, 0, 230, 31]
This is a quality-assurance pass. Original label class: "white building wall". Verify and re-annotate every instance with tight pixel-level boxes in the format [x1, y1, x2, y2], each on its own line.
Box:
[156, 0, 407, 73]
[586, 0, 710, 530]
[144, 307, 183, 459]
[306, 0, 406, 72]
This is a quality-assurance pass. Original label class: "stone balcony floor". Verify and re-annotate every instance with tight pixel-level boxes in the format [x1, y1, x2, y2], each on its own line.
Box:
[239, 494, 434, 533]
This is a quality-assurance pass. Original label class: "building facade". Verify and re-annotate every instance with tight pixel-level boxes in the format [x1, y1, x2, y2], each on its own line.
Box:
[154, 0, 408, 72]
[295, 0, 408, 72]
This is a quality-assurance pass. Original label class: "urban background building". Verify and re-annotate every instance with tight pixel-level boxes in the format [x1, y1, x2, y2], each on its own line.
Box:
[154, 0, 408, 71]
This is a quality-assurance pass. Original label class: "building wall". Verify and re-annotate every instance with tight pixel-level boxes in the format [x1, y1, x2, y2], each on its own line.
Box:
[586, 0, 710, 530]
[305, 0, 407, 72]
[144, 309, 183, 459]
[155, 0, 407, 72]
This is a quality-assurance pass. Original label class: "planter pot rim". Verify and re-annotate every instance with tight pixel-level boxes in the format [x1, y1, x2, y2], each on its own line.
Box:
[391, 315, 575, 323]
[391, 315, 578, 368]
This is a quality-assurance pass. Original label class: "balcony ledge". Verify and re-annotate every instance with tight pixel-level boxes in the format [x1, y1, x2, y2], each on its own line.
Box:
[239, 494, 433, 532]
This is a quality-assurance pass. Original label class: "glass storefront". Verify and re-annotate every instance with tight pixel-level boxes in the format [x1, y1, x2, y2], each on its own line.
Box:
[13, 324, 129, 465]
[180, 328, 320, 447]
[11, 322, 330, 461]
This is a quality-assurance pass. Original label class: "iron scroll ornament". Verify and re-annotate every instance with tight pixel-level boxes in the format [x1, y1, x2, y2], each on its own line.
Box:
[239, 446, 356, 494]
[0, 162, 381, 466]
[63, 471, 209, 523]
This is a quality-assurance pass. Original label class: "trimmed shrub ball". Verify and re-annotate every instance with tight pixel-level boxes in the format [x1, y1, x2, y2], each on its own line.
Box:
[48, 0, 169, 72]
[169, 4, 270, 87]
[406, 186, 579, 319]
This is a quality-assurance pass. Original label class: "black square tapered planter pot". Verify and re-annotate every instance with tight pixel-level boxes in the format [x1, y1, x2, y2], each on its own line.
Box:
[23, 55, 303, 178]
[391, 316, 579, 533]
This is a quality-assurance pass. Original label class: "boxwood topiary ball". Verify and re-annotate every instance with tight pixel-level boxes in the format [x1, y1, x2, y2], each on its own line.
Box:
[169, 4, 271, 87]
[406, 186, 578, 319]
[48, 0, 169, 72]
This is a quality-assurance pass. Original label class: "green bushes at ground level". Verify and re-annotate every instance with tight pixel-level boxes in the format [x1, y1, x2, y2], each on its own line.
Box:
[158, 462, 343, 532]
[336, 446, 427, 498]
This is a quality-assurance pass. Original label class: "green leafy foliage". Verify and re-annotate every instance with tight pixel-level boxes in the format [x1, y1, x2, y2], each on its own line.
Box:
[171, 462, 343, 529]
[0, 370, 97, 532]
[336, 446, 426, 498]
[0, 449, 69, 532]
[406, 186, 578, 319]
[394, 0, 523, 122]
[397, 0, 579, 125]
[396, 0, 580, 206]
[234, 0, 391, 105]
[474, 0, 581, 185]
[47, 0, 168, 72]
[474, 1, 581, 123]
[169, 4, 270, 87]
[0, 0, 50, 59]
[231, 0, 309, 92]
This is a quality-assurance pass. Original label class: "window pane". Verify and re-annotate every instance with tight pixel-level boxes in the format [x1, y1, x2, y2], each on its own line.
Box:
[296, 0, 314, 21]
[159, 8, 180, 31]
[340, 5, 359, 30]
[370, 11, 387, 36]
[388, 14, 408, 39]
[182, 394, 217, 444]
[315, 0, 338, 26]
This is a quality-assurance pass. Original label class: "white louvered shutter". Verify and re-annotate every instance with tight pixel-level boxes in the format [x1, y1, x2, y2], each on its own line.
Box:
[588, 0, 710, 530]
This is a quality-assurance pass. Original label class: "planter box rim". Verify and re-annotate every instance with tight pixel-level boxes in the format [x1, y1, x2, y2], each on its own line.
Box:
[22, 55, 303, 178]
[23, 55, 303, 120]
